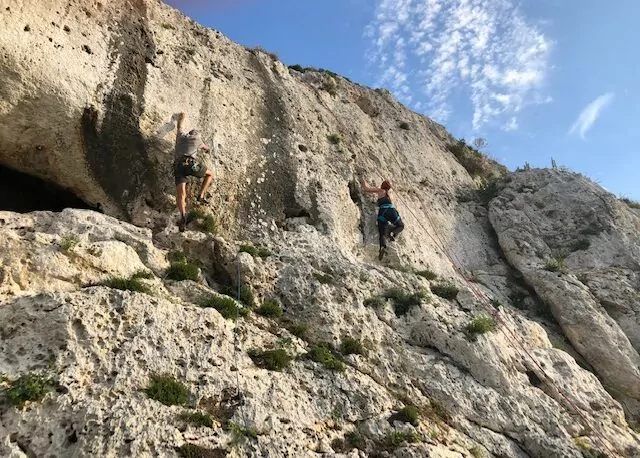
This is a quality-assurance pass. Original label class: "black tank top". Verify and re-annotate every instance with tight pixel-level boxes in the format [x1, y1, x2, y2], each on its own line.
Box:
[377, 193, 392, 208]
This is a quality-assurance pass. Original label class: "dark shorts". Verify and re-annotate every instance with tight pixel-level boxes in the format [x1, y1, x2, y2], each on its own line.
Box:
[174, 156, 208, 185]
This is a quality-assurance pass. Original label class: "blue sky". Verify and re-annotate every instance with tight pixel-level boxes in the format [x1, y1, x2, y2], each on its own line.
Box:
[166, 0, 640, 199]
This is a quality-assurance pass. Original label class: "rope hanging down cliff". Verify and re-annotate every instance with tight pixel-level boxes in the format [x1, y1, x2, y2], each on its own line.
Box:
[361, 143, 618, 456]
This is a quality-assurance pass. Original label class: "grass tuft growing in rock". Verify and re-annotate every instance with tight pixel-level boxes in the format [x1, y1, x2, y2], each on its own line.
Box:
[465, 315, 496, 337]
[544, 257, 565, 273]
[340, 337, 366, 356]
[382, 430, 421, 448]
[59, 234, 79, 252]
[469, 446, 486, 458]
[201, 295, 248, 320]
[431, 281, 459, 300]
[176, 444, 226, 458]
[285, 321, 308, 339]
[145, 374, 190, 407]
[620, 197, 640, 209]
[103, 271, 152, 294]
[167, 260, 200, 282]
[383, 288, 426, 317]
[396, 405, 420, 426]
[415, 269, 438, 281]
[364, 296, 386, 308]
[239, 244, 271, 258]
[327, 134, 341, 145]
[332, 431, 366, 452]
[256, 300, 283, 318]
[399, 121, 411, 130]
[4, 373, 55, 408]
[248, 349, 292, 371]
[307, 343, 345, 372]
[228, 421, 259, 444]
[313, 272, 335, 285]
[178, 411, 214, 428]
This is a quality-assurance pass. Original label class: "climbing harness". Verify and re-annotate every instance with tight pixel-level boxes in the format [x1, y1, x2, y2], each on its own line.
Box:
[377, 203, 401, 224]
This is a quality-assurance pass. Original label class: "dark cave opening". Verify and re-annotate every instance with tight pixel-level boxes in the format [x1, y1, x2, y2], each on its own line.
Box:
[0, 164, 93, 213]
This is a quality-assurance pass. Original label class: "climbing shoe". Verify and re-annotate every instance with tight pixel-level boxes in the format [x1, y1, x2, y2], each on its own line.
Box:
[196, 195, 211, 205]
[178, 215, 187, 233]
[378, 247, 387, 261]
[388, 232, 396, 243]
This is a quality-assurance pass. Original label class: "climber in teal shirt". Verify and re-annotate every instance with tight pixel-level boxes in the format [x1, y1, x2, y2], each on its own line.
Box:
[361, 178, 404, 260]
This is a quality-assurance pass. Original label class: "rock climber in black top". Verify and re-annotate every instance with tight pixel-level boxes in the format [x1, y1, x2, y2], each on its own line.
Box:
[361, 178, 405, 260]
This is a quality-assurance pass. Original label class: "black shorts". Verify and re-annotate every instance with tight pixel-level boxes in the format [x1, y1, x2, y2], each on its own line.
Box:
[174, 156, 207, 185]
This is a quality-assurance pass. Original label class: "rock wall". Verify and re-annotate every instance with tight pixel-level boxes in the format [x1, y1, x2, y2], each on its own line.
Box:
[1, 1, 640, 457]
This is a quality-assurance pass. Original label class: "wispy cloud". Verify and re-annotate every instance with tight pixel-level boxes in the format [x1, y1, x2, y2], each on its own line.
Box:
[365, 0, 552, 130]
[568, 92, 615, 139]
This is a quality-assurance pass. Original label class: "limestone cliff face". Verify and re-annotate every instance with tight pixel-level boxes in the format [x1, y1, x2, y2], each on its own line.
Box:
[1, 1, 640, 458]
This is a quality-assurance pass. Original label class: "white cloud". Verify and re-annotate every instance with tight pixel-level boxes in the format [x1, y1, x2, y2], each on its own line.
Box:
[366, 0, 552, 130]
[568, 92, 615, 139]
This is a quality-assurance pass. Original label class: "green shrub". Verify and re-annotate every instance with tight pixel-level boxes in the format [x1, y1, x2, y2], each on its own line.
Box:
[396, 405, 420, 426]
[256, 300, 283, 318]
[332, 431, 366, 452]
[571, 238, 590, 252]
[383, 288, 426, 316]
[201, 295, 247, 320]
[161, 23, 175, 30]
[103, 275, 151, 294]
[252, 46, 278, 61]
[469, 446, 486, 458]
[248, 349, 292, 371]
[399, 121, 411, 130]
[426, 399, 452, 424]
[286, 322, 308, 339]
[59, 234, 79, 252]
[199, 215, 217, 234]
[327, 134, 341, 145]
[228, 421, 259, 444]
[239, 244, 271, 258]
[364, 296, 386, 308]
[431, 282, 459, 300]
[145, 374, 190, 406]
[176, 444, 224, 458]
[4, 373, 55, 408]
[313, 272, 335, 285]
[340, 337, 366, 356]
[187, 208, 207, 221]
[167, 261, 200, 281]
[544, 257, 565, 273]
[307, 343, 345, 372]
[168, 250, 188, 264]
[288, 64, 304, 72]
[178, 411, 214, 428]
[415, 269, 437, 281]
[382, 431, 421, 448]
[465, 315, 496, 337]
[322, 78, 338, 96]
[132, 270, 154, 280]
[477, 179, 504, 205]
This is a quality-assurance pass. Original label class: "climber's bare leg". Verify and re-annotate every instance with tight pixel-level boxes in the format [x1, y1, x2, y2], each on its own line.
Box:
[198, 169, 213, 200]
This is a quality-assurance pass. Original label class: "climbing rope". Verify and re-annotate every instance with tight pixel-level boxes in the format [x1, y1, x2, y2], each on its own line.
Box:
[359, 141, 618, 455]
[229, 254, 249, 431]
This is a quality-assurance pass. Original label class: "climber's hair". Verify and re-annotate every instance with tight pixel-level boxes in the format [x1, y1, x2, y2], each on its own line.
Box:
[381, 180, 392, 191]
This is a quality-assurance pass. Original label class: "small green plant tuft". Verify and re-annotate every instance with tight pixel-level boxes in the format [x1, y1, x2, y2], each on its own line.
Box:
[145, 374, 190, 407]
[544, 257, 565, 273]
[201, 295, 247, 320]
[239, 244, 271, 258]
[228, 421, 259, 444]
[176, 443, 225, 458]
[364, 296, 386, 308]
[248, 348, 292, 371]
[132, 270, 154, 280]
[102, 275, 151, 294]
[340, 337, 366, 356]
[4, 373, 55, 408]
[396, 405, 420, 426]
[465, 314, 496, 337]
[469, 446, 486, 458]
[59, 234, 79, 252]
[431, 281, 459, 300]
[168, 250, 187, 264]
[399, 121, 411, 130]
[415, 269, 438, 281]
[286, 322, 308, 339]
[288, 64, 304, 72]
[178, 411, 214, 428]
[307, 343, 345, 372]
[167, 260, 200, 282]
[322, 77, 338, 96]
[620, 197, 640, 209]
[383, 288, 426, 317]
[161, 22, 176, 30]
[571, 238, 591, 252]
[256, 300, 283, 318]
[382, 430, 421, 448]
[199, 215, 217, 233]
[332, 431, 366, 452]
[327, 134, 341, 145]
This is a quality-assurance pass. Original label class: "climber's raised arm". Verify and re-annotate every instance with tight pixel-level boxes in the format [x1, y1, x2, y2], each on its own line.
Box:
[176, 112, 186, 144]
[360, 178, 381, 194]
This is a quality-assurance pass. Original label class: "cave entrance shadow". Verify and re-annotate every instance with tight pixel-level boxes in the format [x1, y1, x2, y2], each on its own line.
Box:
[0, 164, 93, 213]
